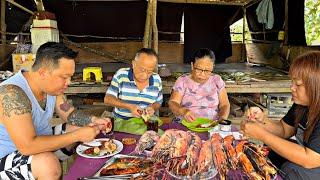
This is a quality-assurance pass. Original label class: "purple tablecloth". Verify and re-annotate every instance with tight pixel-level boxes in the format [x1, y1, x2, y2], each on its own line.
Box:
[63, 122, 210, 180]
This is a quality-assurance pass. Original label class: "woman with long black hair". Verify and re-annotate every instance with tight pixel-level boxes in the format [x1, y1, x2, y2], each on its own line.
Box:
[241, 51, 320, 179]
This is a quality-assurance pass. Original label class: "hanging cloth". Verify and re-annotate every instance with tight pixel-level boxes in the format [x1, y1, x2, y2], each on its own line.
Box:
[256, 0, 274, 29]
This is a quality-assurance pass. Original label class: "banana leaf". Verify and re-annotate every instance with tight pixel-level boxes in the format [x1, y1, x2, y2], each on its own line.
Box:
[114, 117, 163, 135]
[181, 117, 219, 132]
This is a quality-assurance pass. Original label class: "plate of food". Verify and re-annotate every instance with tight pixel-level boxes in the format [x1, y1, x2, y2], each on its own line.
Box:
[93, 154, 154, 177]
[76, 138, 123, 159]
[181, 117, 220, 132]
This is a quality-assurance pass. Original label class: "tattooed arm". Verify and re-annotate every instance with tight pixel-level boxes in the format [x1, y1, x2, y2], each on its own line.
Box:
[0, 85, 32, 118]
[54, 94, 74, 121]
[67, 110, 93, 126]
[0, 85, 98, 155]
[55, 95, 92, 126]
[55, 95, 112, 129]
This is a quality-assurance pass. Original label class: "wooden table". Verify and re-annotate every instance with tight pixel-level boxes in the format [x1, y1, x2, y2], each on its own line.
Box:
[63, 122, 211, 180]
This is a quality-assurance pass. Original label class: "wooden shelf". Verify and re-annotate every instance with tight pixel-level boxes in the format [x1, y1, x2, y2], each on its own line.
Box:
[65, 80, 291, 94]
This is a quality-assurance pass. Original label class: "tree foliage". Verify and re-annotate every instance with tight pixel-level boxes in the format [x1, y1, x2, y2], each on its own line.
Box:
[305, 0, 320, 45]
[230, 19, 251, 42]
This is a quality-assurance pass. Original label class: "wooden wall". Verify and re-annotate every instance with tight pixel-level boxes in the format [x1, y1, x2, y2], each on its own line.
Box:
[226, 43, 243, 63]
[68, 41, 184, 64]
[246, 43, 320, 69]
[0, 44, 16, 70]
[2, 42, 320, 71]
[70, 41, 320, 69]
[70, 41, 243, 64]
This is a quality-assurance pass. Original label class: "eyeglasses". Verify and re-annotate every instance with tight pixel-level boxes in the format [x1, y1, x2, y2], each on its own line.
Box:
[193, 67, 213, 75]
[136, 66, 154, 75]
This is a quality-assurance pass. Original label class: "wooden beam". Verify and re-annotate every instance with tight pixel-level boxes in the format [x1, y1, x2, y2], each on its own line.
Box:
[158, 0, 253, 5]
[6, 0, 34, 15]
[152, 0, 158, 53]
[242, 7, 247, 63]
[33, 0, 45, 11]
[67, 0, 255, 4]
[143, 0, 152, 48]
[64, 81, 291, 94]
[1, 0, 6, 45]
[226, 87, 291, 93]
[284, 0, 288, 45]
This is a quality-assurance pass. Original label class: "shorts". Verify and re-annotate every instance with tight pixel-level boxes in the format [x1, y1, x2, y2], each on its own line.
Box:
[0, 123, 74, 180]
[282, 161, 320, 180]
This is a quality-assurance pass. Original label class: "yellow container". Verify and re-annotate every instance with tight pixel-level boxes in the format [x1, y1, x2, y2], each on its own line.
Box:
[83, 67, 103, 82]
[12, 53, 36, 73]
[278, 31, 284, 40]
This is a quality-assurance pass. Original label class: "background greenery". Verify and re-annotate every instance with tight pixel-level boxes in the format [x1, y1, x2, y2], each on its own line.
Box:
[230, 0, 320, 45]
[305, 0, 320, 45]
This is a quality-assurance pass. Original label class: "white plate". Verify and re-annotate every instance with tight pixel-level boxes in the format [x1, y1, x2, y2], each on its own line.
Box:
[76, 138, 123, 159]
[209, 130, 243, 140]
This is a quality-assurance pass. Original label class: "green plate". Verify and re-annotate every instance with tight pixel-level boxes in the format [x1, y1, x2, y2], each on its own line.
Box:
[181, 117, 218, 132]
[114, 117, 163, 135]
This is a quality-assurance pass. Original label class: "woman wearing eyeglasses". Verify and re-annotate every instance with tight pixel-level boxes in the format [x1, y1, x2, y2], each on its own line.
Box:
[168, 48, 230, 122]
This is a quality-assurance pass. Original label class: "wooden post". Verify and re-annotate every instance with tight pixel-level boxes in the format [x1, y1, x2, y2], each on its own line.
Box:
[242, 6, 247, 63]
[1, 0, 6, 45]
[143, 0, 152, 48]
[6, 0, 34, 15]
[152, 0, 158, 53]
[151, 0, 158, 73]
[33, 0, 45, 11]
[148, 21, 152, 48]
[284, 0, 288, 45]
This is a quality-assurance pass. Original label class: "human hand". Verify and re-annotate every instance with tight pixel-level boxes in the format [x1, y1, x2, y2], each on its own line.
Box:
[90, 117, 112, 133]
[183, 109, 196, 122]
[145, 106, 155, 116]
[240, 120, 265, 140]
[129, 105, 144, 117]
[246, 107, 266, 124]
[76, 126, 100, 143]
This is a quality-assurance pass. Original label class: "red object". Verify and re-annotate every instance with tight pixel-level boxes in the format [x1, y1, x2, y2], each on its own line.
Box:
[34, 11, 56, 20]
[146, 120, 158, 132]
[105, 117, 114, 134]
[137, 109, 143, 115]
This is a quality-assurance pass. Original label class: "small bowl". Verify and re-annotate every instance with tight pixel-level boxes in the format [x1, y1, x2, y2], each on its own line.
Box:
[219, 119, 231, 132]
[208, 124, 220, 137]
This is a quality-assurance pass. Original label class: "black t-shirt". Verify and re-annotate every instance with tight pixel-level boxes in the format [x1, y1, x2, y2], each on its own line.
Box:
[283, 103, 320, 154]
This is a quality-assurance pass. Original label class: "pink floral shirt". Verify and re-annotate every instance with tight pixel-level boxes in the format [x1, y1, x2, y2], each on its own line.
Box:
[172, 74, 225, 120]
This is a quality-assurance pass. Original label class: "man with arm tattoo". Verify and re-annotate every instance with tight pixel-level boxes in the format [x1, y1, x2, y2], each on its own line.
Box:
[0, 42, 112, 180]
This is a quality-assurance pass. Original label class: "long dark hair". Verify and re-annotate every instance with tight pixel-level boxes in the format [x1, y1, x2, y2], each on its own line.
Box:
[289, 51, 320, 142]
